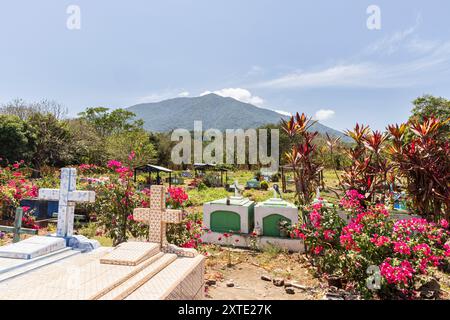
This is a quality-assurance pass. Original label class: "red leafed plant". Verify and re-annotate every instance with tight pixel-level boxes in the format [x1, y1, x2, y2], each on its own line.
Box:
[387, 117, 450, 220]
[281, 113, 323, 206]
[339, 124, 392, 203]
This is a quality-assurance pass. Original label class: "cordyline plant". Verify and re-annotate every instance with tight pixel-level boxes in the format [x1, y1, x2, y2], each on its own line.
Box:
[331, 124, 392, 204]
[281, 113, 323, 206]
[387, 117, 450, 220]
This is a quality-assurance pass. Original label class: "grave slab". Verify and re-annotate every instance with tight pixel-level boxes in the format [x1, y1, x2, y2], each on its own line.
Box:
[100, 242, 160, 266]
[0, 236, 66, 260]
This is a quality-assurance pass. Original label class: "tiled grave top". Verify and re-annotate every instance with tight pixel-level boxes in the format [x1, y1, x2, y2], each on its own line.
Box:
[100, 242, 160, 266]
[206, 196, 254, 207]
[256, 198, 297, 208]
[0, 245, 204, 300]
[0, 236, 66, 260]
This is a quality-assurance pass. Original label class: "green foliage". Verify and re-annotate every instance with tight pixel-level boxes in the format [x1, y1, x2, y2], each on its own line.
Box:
[78, 107, 144, 137]
[187, 188, 230, 207]
[149, 132, 174, 166]
[166, 211, 204, 249]
[410, 95, 450, 136]
[0, 115, 36, 163]
[260, 180, 269, 190]
[67, 119, 108, 165]
[27, 112, 73, 175]
[106, 129, 156, 166]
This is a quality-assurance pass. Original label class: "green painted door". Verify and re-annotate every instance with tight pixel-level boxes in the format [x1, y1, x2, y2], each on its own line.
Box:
[210, 211, 241, 233]
[263, 214, 291, 237]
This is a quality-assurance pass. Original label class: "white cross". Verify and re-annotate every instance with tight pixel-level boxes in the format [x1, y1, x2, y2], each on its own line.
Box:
[39, 168, 95, 238]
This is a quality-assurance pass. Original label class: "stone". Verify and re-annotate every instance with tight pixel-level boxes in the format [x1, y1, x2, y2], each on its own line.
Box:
[261, 275, 272, 282]
[273, 278, 284, 287]
[68, 235, 100, 252]
[206, 279, 217, 286]
[419, 278, 440, 299]
[324, 292, 344, 300]
[285, 287, 295, 295]
[226, 281, 235, 287]
[291, 283, 310, 291]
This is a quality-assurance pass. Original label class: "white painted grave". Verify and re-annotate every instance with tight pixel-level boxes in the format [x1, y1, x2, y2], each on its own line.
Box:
[39, 168, 95, 237]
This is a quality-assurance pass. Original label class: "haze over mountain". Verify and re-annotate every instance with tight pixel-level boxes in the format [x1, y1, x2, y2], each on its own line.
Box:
[128, 94, 347, 139]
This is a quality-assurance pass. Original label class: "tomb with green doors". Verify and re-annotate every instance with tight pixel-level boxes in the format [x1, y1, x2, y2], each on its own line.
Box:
[254, 197, 298, 238]
[201, 187, 303, 252]
[203, 195, 255, 234]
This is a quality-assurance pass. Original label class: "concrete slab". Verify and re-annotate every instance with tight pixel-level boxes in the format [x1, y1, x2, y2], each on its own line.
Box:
[0, 236, 66, 259]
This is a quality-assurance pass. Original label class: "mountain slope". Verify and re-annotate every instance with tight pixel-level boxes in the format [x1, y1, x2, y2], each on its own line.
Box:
[128, 94, 346, 139]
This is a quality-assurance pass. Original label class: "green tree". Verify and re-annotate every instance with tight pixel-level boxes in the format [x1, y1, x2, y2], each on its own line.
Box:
[106, 129, 156, 166]
[149, 132, 175, 166]
[78, 107, 144, 137]
[410, 95, 450, 136]
[67, 118, 108, 165]
[28, 112, 72, 177]
[0, 115, 36, 164]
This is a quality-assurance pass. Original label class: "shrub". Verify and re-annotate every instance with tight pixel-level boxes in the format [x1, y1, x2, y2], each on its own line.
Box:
[166, 212, 204, 250]
[0, 161, 38, 219]
[387, 118, 450, 220]
[293, 190, 450, 299]
[281, 113, 323, 206]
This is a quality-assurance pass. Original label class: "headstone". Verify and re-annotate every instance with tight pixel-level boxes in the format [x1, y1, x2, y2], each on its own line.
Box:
[0, 207, 38, 243]
[133, 185, 196, 257]
[38, 168, 95, 238]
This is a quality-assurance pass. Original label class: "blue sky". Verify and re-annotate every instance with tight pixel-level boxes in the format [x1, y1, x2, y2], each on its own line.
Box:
[1, 0, 449, 131]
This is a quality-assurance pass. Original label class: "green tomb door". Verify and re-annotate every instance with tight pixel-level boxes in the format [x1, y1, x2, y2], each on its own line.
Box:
[263, 214, 291, 237]
[210, 211, 241, 233]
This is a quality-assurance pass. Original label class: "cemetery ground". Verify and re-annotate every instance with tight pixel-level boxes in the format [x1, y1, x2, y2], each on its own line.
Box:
[2, 168, 449, 300]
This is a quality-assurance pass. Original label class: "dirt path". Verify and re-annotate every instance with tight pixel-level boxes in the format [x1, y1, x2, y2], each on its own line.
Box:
[205, 262, 325, 300]
[203, 248, 326, 300]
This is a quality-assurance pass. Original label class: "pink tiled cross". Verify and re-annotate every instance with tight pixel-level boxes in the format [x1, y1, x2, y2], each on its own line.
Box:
[133, 185, 183, 248]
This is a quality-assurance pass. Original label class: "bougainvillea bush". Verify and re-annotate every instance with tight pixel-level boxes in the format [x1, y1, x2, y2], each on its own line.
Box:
[80, 157, 203, 248]
[292, 190, 450, 299]
[166, 211, 204, 250]
[82, 157, 149, 245]
[0, 160, 38, 219]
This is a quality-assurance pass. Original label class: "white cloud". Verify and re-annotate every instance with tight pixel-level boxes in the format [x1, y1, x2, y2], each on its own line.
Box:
[314, 109, 335, 121]
[255, 40, 450, 89]
[274, 110, 292, 117]
[137, 91, 175, 103]
[178, 91, 190, 97]
[254, 17, 450, 90]
[201, 88, 265, 106]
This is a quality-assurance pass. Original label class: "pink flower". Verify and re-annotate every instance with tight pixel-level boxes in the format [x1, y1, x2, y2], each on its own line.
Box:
[440, 219, 449, 229]
[413, 243, 432, 256]
[370, 234, 391, 247]
[323, 229, 335, 241]
[309, 210, 321, 228]
[107, 160, 122, 169]
[380, 258, 414, 286]
[393, 241, 411, 255]
[313, 246, 323, 255]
